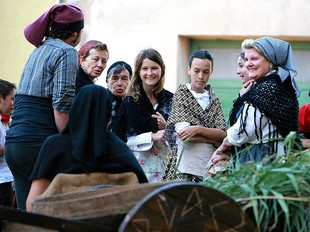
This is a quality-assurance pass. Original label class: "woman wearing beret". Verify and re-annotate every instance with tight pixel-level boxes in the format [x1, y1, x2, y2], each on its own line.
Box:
[5, 4, 84, 210]
[110, 48, 173, 183]
[211, 37, 300, 166]
[75, 40, 109, 93]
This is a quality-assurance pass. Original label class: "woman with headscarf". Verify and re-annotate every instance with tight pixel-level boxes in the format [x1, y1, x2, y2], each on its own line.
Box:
[5, 3, 84, 211]
[26, 85, 148, 211]
[210, 37, 300, 165]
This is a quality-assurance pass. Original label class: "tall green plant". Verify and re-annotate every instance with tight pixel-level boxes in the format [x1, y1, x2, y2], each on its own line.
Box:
[202, 132, 310, 231]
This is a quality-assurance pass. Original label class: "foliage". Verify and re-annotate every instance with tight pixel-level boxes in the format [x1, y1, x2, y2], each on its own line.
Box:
[202, 132, 310, 232]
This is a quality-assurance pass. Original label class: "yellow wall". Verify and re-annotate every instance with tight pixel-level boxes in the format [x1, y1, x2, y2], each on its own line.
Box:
[0, 0, 55, 86]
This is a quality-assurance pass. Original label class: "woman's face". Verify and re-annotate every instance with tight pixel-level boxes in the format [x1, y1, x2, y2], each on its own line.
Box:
[80, 48, 109, 81]
[188, 58, 213, 93]
[245, 48, 271, 81]
[107, 69, 130, 98]
[236, 56, 251, 84]
[139, 58, 162, 89]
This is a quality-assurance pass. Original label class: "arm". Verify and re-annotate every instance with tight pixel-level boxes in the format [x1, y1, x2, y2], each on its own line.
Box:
[209, 136, 232, 165]
[0, 145, 4, 157]
[210, 103, 269, 165]
[227, 103, 269, 146]
[177, 126, 226, 144]
[54, 109, 68, 132]
[26, 178, 51, 212]
[127, 130, 167, 151]
[151, 112, 167, 130]
[52, 48, 78, 129]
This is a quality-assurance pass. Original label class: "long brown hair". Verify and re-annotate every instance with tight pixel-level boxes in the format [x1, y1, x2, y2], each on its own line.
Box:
[127, 48, 166, 101]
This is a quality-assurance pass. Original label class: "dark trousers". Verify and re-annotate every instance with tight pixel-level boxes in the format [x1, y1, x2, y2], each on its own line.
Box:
[5, 142, 41, 211]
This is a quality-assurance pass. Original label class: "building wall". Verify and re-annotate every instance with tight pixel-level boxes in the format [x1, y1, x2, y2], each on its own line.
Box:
[0, 0, 56, 85]
[1, 0, 309, 92]
[80, 0, 310, 91]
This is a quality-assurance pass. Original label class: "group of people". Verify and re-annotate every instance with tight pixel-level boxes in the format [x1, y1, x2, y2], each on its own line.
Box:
[1, 3, 304, 213]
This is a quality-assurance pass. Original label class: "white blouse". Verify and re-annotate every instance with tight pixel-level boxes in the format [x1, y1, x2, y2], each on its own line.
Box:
[227, 102, 284, 153]
[185, 83, 210, 110]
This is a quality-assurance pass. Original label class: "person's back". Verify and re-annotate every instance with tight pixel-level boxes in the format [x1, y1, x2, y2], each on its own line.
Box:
[26, 85, 148, 211]
[5, 3, 84, 211]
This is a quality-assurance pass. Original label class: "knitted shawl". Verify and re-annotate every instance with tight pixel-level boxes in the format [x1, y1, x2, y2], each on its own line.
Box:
[238, 73, 299, 139]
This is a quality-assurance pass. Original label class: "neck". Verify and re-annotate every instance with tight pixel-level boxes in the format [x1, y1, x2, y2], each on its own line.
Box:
[143, 86, 157, 105]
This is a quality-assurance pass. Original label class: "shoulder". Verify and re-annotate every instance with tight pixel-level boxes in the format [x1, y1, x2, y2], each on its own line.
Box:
[175, 84, 188, 93]
[161, 89, 174, 98]
[42, 38, 78, 57]
[253, 74, 281, 94]
[122, 96, 135, 106]
[205, 84, 220, 99]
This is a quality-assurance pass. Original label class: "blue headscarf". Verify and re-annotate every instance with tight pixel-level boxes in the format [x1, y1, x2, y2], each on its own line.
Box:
[254, 37, 300, 96]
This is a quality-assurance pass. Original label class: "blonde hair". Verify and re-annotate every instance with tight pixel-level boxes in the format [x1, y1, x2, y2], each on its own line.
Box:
[127, 48, 166, 102]
[241, 39, 270, 62]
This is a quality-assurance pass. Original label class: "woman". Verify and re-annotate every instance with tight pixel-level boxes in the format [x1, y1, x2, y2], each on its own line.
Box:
[211, 37, 300, 165]
[26, 85, 148, 211]
[75, 40, 109, 93]
[110, 48, 173, 183]
[106, 61, 132, 120]
[5, 4, 84, 211]
[229, 50, 254, 128]
[161, 50, 227, 182]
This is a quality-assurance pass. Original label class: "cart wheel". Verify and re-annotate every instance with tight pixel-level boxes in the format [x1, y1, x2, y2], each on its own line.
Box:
[119, 182, 255, 232]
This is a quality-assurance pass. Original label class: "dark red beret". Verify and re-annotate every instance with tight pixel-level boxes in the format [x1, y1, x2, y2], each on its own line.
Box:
[24, 4, 84, 47]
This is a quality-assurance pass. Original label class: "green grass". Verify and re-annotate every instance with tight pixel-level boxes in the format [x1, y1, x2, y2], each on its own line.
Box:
[209, 80, 310, 123]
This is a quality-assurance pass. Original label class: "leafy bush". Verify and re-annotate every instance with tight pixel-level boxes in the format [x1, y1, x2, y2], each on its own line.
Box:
[202, 132, 310, 231]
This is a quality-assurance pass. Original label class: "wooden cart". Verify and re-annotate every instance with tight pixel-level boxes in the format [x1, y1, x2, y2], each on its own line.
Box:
[1, 175, 255, 231]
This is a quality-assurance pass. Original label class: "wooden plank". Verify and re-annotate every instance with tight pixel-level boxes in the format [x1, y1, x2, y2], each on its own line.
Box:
[32, 182, 168, 219]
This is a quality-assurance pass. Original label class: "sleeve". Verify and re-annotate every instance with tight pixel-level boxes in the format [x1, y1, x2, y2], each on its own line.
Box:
[52, 48, 79, 113]
[227, 103, 269, 146]
[175, 122, 190, 132]
[127, 132, 153, 151]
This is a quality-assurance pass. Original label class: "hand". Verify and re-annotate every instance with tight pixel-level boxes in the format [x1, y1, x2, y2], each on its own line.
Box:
[177, 126, 199, 141]
[151, 112, 167, 130]
[151, 129, 167, 143]
[210, 137, 231, 165]
[240, 80, 255, 96]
